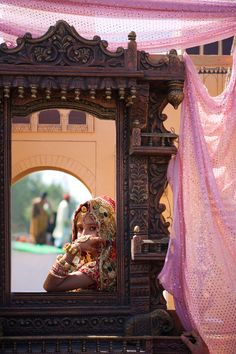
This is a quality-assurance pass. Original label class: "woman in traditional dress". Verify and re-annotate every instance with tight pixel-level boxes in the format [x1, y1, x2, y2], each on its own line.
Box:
[43, 195, 116, 292]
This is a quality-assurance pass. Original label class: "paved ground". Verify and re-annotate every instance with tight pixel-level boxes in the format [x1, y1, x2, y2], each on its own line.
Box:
[11, 250, 57, 292]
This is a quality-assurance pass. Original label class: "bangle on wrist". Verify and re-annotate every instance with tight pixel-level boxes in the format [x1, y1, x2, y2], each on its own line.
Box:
[51, 258, 69, 277]
[52, 264, 68, 276]
[65, 246, 81, 265]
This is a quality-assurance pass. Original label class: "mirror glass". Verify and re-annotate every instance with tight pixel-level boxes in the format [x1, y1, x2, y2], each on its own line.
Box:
[11, 170, 92, 292]
[11, 109, 116, 292]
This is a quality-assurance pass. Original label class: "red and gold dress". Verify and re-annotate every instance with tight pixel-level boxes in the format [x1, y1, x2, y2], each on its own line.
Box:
[71, 196, 116, 292]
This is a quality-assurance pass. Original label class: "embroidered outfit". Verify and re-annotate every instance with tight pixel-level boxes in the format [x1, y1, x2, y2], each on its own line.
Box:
[72, 196, 116, 292]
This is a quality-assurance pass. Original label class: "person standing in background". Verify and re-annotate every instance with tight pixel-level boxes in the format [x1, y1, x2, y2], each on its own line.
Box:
[30, 192, 51, 244]
[53, 194, 71, 248]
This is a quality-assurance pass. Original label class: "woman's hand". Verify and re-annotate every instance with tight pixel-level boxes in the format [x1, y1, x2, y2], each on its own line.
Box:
[76, 236, 105, 256]
[63, 242, 81, 265]
[63, 236, 105, 263]
[181, 331, 209, 354]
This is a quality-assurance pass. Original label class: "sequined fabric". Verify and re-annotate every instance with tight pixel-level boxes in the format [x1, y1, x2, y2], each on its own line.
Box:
[0, 1, 236, 52]
[159, 50, 236, 353]
[72, 196, 116, 292]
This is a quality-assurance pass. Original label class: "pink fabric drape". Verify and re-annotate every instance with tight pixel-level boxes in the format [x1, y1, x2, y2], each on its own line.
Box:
[159, 49, 236, 353]
[0, 0, 235, 52]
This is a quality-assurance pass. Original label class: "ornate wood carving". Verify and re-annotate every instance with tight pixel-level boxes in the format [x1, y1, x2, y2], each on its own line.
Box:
[125, 309, 174, 336]
[0, 76, 139, 95]
[0, 21, 125, 68]
[167, 80, 185, 109]
[148, 93, 169, 136]
[0, 20, 187, 352]
[11, 96, 116, 120]
[130, 208, 149, 236]
[0, 315, 126, 336]
[153, 339, 190, 353]
[0, 108, 5, 306]
[129, 84, 149, 129]
[126, 31, 138, 70]
[129, 156, 149, 237]
[129, 263, 150, 313]
[130, 157, 148, 204]
[10, 293, 118, 307]
[149, 157, 170, 239]
[0, 98, 11, 306]
[0, 335, 190, 353]
[139, 51, 170, 71]
[116, 103, 130, 303]
[139, 49, 184, 77]
[149, 264, 167, 310]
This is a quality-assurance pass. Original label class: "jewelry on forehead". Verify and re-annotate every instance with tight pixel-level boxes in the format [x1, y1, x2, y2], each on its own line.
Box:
[81, 205, 87, 213]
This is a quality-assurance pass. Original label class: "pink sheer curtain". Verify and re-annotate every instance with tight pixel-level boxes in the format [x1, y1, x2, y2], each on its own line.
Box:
[0, 0, 235, 51]
[159, 49, 236, 353]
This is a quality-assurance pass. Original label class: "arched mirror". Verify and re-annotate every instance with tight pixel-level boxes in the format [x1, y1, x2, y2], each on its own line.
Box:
[11, 108, 116, 293]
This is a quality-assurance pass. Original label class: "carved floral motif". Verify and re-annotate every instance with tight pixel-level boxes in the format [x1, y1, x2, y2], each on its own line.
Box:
[0, 21, 124, 67]
[129, 85, 149, 128]
[33, 46, 55, 63]
[130, 157, 148, 204]
[140, 51, 169, 70]
[71, 47, 93, 63]
[149, 157, 170, 239]
[130, 208, 148, 235]
[0, 316, 125, 335]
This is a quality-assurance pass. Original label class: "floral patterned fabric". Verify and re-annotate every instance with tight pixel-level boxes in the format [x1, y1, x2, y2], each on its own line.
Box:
[72, 196, 116, 292]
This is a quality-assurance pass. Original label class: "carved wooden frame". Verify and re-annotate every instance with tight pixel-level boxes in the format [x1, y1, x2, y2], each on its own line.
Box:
[0, 20, 186, 346]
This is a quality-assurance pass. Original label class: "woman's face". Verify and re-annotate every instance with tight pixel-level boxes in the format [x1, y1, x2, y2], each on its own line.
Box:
[76, 213, 98, 240]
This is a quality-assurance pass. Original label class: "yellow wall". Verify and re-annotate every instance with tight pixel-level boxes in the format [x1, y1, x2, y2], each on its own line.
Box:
[12, 111, 116, 199]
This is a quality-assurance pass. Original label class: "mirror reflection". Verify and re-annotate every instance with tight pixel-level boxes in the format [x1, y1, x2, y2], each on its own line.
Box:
[11, 170, 92, 292]
[11, 109, 116, 292]
[43, 195, 116, 293]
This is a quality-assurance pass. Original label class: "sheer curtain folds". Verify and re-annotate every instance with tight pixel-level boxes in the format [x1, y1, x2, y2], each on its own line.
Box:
[0, 0, 236, 51]
[159, 49, 236, 353]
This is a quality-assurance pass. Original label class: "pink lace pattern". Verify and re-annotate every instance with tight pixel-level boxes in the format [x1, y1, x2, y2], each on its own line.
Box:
[159, 49, 236, 353]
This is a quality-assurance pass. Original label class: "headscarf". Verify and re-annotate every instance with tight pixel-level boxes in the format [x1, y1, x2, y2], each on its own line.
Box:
[72, 196, 116, 291]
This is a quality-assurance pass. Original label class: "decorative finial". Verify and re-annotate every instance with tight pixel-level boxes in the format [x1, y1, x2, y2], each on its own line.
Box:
[167, 80, 184, 110]
[128, 31, 136, 41]
[169, 49, 178, 56]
